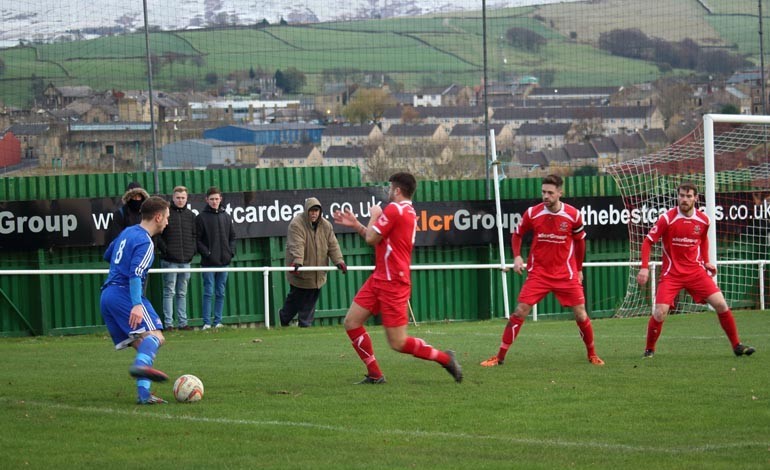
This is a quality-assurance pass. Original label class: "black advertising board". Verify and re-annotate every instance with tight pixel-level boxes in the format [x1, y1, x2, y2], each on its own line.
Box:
[2, 187, 768, 250]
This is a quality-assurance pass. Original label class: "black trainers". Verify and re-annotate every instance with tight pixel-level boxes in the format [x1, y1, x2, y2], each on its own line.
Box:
[643, 349, 654, 358]
[355, 375, 386, 385]
[733, 343, 756, 357]
[129, 365, 169, 382]
[443, 350, 463, 383]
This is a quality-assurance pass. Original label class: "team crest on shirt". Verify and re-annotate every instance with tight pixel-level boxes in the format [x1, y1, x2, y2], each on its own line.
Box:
[559, 221, 569, 232]
[693, 225, 701, 234]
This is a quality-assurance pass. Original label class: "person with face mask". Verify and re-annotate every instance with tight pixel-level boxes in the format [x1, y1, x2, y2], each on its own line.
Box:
[105, 181, 150, 246]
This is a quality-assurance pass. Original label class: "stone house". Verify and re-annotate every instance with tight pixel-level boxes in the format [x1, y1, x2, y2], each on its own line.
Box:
[320, 124, 383, 152]
[258, 145, 323, 168]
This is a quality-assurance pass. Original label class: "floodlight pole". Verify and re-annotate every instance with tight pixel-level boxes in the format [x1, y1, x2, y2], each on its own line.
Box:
[142, 0, 161, 194]
[757, 0, 767, 116]
[482, 0, 491, 200]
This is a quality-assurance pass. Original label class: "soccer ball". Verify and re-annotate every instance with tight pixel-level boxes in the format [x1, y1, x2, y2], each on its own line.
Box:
[173, 374, 204, 403]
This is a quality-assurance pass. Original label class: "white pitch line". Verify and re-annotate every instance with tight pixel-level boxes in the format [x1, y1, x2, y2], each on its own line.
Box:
[2, 398, 767, 455]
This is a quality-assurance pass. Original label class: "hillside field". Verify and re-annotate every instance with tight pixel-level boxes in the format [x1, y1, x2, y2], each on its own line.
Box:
[0, 0, 764, 106]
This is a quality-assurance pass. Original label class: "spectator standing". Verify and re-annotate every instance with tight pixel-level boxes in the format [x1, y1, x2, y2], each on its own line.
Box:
[280, 197, 347, 327]
[196, 187, 236, 329]
[636, 181, 755, 358]
[333, 172, 462, 384]
[105, 181, 149, 245]
[100, 196, 171, 404]
[481, 174, 605, 367]
[156, 185, 197, 331]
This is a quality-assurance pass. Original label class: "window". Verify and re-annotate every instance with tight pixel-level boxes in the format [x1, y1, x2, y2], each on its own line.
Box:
[105, 145, 115, 155]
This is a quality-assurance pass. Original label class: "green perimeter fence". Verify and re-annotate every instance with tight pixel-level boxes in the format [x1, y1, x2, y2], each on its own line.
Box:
[0, 167, 628, 337]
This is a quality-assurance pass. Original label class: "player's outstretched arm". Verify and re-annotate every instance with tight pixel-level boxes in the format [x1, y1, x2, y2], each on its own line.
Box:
[332, 208, 359, 227]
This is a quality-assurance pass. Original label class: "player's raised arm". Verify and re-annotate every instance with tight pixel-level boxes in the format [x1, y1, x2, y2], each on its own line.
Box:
[332, 208, 359, 228]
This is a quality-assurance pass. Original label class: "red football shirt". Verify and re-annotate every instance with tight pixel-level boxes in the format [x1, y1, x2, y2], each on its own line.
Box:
[513, 202, 586, 280]
[646, 207, 710, 278]
[371, 201, 417, 285]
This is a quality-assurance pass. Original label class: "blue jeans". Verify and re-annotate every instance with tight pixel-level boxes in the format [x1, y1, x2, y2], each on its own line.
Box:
[161, 260, 191, 328]
[202, 270, 228, 326]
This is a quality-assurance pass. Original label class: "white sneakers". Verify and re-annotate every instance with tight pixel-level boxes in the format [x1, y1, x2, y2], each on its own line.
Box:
[201, 324, 211, 330]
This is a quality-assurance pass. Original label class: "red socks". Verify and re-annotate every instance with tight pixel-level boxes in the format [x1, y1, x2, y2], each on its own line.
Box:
[497, 316, 525, 361]
[347, 328, 451, 375]
[346, 327, 383, 379]
[646, 317, 664, 351]
[645, 310, 740, 352]
[401, 336, 450, 366]
[717, 310, 740, 348]
[576, 317, 596, 357]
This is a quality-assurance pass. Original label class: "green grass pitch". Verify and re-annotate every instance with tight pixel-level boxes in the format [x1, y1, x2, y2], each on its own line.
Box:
[1, 311, 768, 468]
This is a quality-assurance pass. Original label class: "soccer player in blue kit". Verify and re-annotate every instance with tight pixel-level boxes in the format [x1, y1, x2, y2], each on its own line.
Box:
[100, 196, 171, 404]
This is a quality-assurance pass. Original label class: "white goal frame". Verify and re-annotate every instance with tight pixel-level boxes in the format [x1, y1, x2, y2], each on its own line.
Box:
[703, 113, 770, 269]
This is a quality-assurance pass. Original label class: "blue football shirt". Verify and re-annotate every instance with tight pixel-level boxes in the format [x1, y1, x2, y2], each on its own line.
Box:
[103, 225, 155, 289]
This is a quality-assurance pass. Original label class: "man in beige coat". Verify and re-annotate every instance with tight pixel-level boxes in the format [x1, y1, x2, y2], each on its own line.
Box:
[280, 197, 346, 327]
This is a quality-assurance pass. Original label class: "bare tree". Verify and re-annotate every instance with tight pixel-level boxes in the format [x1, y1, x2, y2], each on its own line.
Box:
[572, 109, 604, 141]
[654, 78, 693, 128]
[400, 106, 421, 124]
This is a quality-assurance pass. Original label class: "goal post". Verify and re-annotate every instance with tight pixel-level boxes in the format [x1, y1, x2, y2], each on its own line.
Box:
[607, 114, 770, 316]
[704, 113, 770, 267]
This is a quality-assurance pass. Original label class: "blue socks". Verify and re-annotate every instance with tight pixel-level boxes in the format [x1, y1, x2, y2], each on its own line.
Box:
[133, 335, 161, 401]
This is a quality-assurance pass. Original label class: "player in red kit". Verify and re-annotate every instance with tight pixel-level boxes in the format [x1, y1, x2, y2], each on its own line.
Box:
[333, 172, 462, 384]
[481, 174, 605, 367]
[636, 182, 755, 358]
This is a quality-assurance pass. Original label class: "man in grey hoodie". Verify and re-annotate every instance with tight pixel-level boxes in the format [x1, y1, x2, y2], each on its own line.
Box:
[280, 197, 346, 327]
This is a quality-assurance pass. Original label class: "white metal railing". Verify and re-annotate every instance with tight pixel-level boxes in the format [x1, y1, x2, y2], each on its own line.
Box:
[1, 260, 766, 328]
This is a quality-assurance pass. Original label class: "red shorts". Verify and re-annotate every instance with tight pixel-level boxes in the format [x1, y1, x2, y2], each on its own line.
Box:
[517, 273, 585, 307]
[353, 276, 411, 327]
[656, 270, 720, 306]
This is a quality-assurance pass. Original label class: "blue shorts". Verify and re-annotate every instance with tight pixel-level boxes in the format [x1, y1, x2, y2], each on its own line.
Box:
[100, 285, 163, 350]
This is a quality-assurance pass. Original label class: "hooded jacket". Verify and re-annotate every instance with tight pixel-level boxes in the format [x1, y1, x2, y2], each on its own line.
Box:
[105, 187, 150, 245]
[157, 203, 197, 264]
[285, 197, 344, 289]
[196, 203, 236, 267]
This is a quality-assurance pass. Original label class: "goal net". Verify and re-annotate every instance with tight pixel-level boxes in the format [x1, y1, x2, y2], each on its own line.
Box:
[607, 115, 770, 317]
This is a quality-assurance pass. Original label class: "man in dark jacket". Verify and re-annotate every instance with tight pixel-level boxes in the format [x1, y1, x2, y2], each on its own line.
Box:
[105, 182, 149, 245]
[196, 186, 236, 329]
[280, 197, 346, 327]
[156, 185, 197, 330]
